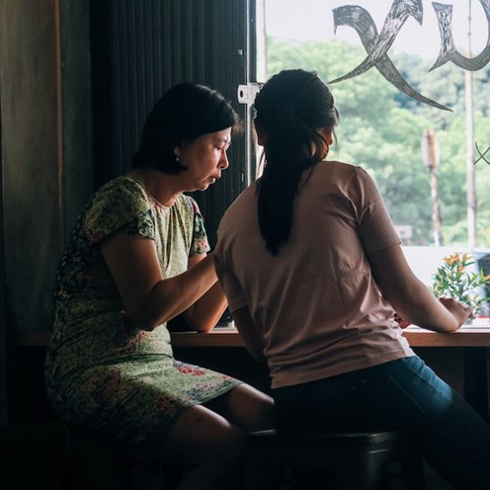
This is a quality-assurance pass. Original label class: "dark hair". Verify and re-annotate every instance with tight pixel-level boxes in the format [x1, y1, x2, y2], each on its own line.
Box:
[254, 69, 339, 255]
[132, 82, 241, 173]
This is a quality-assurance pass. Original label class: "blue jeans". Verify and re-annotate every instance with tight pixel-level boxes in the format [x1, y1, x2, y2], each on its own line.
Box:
[273, 355, 490, 489]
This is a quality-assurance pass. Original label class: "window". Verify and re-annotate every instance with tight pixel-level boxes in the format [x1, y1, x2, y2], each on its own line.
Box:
[257, 0, 490, 247]
[251, 0, 490, 313]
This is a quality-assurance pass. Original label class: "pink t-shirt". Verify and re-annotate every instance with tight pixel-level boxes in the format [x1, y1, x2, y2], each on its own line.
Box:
[215, 161, 414, 388]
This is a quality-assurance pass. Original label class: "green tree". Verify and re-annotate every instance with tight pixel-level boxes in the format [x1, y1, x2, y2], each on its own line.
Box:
[265, 36, 490, 247]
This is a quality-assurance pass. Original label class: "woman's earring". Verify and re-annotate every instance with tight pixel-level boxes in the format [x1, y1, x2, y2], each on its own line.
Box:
[173, 147, 180, 163]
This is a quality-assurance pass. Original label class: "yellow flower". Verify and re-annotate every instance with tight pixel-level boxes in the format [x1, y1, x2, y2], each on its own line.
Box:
[444, 253, 460, 266]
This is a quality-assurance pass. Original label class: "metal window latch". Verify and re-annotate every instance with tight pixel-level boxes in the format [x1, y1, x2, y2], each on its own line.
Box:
[237, 83, 263, 106]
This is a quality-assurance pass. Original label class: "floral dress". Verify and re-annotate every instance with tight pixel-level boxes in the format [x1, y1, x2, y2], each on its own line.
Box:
[44, 176, 241, 465]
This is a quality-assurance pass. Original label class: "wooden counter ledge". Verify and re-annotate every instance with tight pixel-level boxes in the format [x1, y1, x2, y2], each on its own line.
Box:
[15, 323, 490, 348]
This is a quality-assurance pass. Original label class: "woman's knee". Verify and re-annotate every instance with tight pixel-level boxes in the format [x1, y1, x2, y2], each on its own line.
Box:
[249, 391, 276, 430]
[160, 405, 247, 467]
[208, 383, 276, 431]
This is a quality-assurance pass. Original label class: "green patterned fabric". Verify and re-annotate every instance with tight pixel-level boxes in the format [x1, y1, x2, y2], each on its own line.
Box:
[45, 176, 240, 465]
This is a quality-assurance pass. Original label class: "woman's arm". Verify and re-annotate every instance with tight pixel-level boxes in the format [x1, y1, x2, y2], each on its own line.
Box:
[100, 232, 221, 331]
[230, 306, 267, 362]
[367, 243, 472, 332]
[181, 253, 228, 333]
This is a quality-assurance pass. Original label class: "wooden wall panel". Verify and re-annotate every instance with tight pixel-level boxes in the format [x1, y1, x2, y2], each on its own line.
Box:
[0, 0, 63, 332]
[60, 1, 93, 236]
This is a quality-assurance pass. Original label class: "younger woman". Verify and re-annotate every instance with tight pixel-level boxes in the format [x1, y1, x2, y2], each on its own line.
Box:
[215, 69, 490, 489]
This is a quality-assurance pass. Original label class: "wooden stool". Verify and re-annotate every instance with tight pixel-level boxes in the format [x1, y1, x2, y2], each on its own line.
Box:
[242, 429, 426, 490]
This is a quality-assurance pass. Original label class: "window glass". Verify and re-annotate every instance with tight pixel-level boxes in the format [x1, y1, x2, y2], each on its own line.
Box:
[258, 0, 490, 315]
[260, 0, 490, 246]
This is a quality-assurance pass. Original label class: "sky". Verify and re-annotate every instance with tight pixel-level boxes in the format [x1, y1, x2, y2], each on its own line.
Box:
[263, 0, 488, 61]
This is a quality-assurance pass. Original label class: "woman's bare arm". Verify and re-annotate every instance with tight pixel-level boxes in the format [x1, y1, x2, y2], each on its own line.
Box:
[100, 232, 221, 331]
[367, 243, 472, 332]
[181, 254, 228, 333]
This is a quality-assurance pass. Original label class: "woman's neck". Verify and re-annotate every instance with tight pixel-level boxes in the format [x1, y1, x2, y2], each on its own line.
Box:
[127, 168, 181, 207]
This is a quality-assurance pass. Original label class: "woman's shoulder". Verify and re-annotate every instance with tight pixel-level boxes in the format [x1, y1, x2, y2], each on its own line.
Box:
[225, 182, 257, 211]
[96, 176, 146, 198]
[85, 176, 150, 229]
[218, 183, 258, 233]
[317, 160, 373, 184]
[90, 176, 148, 209]
[318, 160, 360, 174]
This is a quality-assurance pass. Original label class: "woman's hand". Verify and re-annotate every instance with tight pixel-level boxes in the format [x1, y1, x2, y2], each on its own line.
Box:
[181, 253, 228, 333]
[368, 244, 471, 333]
[394, 312, 411, 329]
[438, 297, 473, 328]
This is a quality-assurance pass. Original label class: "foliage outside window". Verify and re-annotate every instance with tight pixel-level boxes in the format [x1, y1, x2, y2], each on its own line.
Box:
[264, 35, 490, 246]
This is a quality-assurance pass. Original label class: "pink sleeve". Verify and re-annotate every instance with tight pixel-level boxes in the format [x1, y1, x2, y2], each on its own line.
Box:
[350, 167, 401, 253]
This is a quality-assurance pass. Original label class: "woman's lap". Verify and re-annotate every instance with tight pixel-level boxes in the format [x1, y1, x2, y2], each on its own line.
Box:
[203, 383, 275, 432]
[48, 360, 243, 470]
[160, 403, 247, 468]
[161, 383, 274, 468]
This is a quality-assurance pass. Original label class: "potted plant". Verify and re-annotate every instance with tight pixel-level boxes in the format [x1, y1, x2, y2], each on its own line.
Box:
[431, 252, 490, 320]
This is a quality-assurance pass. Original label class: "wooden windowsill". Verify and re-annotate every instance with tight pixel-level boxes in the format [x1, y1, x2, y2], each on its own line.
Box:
[15, 323, 490, 348]
[403, 324, 490, 347]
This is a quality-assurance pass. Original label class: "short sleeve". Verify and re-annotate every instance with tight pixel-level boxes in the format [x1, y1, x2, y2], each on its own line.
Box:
[186, 196, 211, 256]
[84, 178, 155, 244]
[349, 167, 400, 253]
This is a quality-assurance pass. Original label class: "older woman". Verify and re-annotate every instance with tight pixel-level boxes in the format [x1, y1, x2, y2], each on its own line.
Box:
[45, 82, 274, 490]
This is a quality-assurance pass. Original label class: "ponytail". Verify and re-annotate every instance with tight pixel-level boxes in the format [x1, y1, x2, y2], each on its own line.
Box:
[254, 70, 338, 255]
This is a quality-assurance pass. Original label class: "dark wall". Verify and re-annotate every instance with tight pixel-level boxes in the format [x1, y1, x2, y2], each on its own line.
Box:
[0, 52, 5, 427]
[0, 0, 64, 335]
[60, 0, 94, 238]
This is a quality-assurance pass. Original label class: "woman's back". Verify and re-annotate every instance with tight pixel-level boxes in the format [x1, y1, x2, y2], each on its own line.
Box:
[215, 69, 490, 489]
[216, 161, 413, 388]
